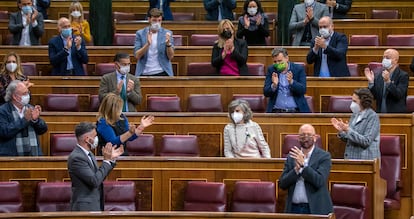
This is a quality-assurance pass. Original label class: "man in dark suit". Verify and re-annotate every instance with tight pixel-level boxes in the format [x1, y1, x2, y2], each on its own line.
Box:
[279, 124, 333, 215]
[264, 47, 310, 113]
[98, 52, 142, 112]
[148, 0, 175, 20]
[203, 0, 236, 21]
[8, 0, 44, 46]
[306, 16, 350, 77]
[48, 17, 88, 76]
[68, 122, 124, 211]
[34, 0, 50, 19]
[364, 49, 409, 113]
[319, 0, 352, 19]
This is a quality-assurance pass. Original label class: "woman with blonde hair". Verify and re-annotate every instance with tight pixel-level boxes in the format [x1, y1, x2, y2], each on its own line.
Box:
[0, 52, 33, 105]
[223, 99, 271, 158]
[211, 19, 248, 76]
[68, 1, 92, 43]
[96, 93, 154, 155]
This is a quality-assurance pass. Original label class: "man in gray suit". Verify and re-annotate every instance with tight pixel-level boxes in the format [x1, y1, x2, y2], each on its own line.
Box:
[279, 124, 333, 215]
[67, 122, 124, 211]
[98, 52, 142, 112]
[8, 0, 44, 45]
[289, 0, 329, 46]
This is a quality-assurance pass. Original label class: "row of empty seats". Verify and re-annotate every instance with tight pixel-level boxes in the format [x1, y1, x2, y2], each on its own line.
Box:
[0, 179, 369, 218]
[349, 34, 414, 46]
[0, 181, 136, 213]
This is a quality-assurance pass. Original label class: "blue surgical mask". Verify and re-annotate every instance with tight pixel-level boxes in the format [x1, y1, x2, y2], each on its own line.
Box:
[61, 28, 72, 38]
[22, 6, 33, 14]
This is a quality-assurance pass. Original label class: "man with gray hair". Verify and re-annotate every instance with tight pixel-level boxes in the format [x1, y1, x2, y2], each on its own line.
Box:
[263, 47, 310, 113]
[0, 80, 47, 156]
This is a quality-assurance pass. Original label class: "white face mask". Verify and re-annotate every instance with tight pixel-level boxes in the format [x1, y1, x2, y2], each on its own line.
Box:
[350, 101, 360, 114]
[382, 58, 392, 69]
[247, 7, 257, 16]
[6, 63, 17, 72]
[19, 94, 30, 106]
[304, 0, 314, 7]
[119, 65, 130, 75]
[88, 136, 99, 150]
[71, 10, 82, 18]
[231, 112, 244, 124]
[150, 22, 161, 31]
[319, 28, 330, 38]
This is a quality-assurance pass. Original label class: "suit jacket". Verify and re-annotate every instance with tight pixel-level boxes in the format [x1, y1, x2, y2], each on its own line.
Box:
[8, 11, 44, 45]
[319, 0, 352, 19]
[68, 146, 115, 211]
[263, 62, 310, 113]
[148, 0, 175, 20]
[98, 72, 142, 112]
[338, 108, 380, 160]
[35, 0, 50, 19]
[48, 35, 89, 76]
[0, 102, 48, 156]
[203, 0, 237, 21]
[369, 67, 409, 113]
[306, 31, 350, 77]
[134, 27, 174, 76]
[289, 2, 329, 46]
[279, 146, 333, 215]
[211, 38, 248, 75]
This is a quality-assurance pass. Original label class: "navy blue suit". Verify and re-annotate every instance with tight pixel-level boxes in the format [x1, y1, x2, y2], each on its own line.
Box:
[306, 31, 350, 77]
[148, 0, 175, 20]
[203, 0, 236, 21]
[263, 62, 310, 113]
[48, 35, 88, 76]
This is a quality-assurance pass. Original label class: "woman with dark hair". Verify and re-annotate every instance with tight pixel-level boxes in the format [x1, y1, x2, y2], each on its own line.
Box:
[236, 0, 269, 46]
[223, 99, 271, 158]
[211, 19, 248, 76]
[331, 88, 380, 160]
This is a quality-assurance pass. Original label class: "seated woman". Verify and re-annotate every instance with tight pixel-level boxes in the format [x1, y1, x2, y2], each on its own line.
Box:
[68, 1, 92, 44]
[211, 19, 248, 76]
[331, 88, 380, 160]
[223, 99, 271, 158]
[96, 93, 154, 155]
[0, 52, 33, 105]
[236, 0, 270, 46]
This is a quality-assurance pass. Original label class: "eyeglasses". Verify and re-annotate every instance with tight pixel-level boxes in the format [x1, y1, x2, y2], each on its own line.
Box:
[298, 134, 314, 139]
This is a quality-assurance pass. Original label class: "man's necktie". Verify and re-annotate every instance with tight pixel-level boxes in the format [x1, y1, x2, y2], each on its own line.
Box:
[88, 152, 98, 171]
[120, 75, 127, 112]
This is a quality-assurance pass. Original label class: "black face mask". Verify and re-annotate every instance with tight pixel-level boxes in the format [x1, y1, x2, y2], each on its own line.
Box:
[299, 136, 314, 149]
[221, 30, 232, 39]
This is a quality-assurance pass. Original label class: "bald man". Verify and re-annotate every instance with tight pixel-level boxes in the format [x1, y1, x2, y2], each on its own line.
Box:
[364, 49, 409, 113]
[48, 17, 88, 76]
[306, 16, 349, 77]
[279, 124, 333, 215]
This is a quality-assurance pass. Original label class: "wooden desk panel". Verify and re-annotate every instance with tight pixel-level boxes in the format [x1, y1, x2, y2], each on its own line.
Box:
[27, 76, 414, 113]
[0, 157, 384, 218]
[0, 46, 413, 77]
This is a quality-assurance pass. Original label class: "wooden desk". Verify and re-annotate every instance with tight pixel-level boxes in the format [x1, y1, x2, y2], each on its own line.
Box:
[0, 157, 384, 219]
[0, 46, 413, 77]
[0, 211, 336, 219]
[27, 76, 414, 113]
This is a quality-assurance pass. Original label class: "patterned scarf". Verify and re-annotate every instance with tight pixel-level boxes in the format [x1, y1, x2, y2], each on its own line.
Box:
[12, 107, 39, 156]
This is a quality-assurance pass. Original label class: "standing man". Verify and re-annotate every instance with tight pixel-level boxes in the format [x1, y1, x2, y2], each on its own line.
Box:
[33, 0, 50, 19]
[289, 0, 329, 46]
[279, 124, 333, 215]
[364, 49, 409, 113]
[0, 80, 48, 156]
[263, 48, 310, 113]
[148, 0, 175, 21]
[306, 16, 350, 77]
[134, 8, 174, 76]
[8, 0, 44, 46]
[48, 17, 88, 76]
[319, 0, 352, 19]
[203, 0, 237, 21]
[98, 52, 142, 112]
[89, 0, 112, 45]
[68, 122, 124, 211]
